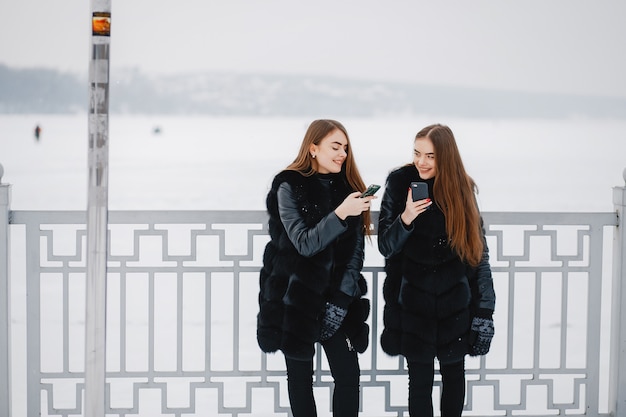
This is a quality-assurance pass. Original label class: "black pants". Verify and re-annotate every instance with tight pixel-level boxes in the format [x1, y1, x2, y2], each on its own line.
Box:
[407, 359, 465, 417]
[285, 332, 360, 417]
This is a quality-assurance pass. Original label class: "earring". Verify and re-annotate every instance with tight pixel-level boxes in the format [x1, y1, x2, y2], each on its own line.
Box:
[311, 154, 316, 159]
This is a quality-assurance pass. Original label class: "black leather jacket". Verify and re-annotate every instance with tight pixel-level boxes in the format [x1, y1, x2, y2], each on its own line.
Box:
[377, 165, 495, 363]
[277, 181, 364, 299]
[257, 170, 370, 360]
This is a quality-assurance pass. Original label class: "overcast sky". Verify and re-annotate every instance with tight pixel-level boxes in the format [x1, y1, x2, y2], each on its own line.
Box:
[1, 0, 625, 98]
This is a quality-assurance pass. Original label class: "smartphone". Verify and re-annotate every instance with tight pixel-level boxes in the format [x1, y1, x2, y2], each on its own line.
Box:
[410, 181, 429, 202]
[361, 184, 381, 198]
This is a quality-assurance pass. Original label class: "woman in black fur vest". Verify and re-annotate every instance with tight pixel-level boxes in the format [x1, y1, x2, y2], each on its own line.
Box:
[378, 124, 496, 417]
[257, 119, 374, 416]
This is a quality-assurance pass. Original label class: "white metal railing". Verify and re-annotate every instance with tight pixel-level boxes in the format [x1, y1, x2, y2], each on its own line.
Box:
[1, 175, 626, 417]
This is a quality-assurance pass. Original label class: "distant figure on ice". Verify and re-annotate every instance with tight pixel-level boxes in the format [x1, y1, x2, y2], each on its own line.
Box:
[34, 125, 42, 141]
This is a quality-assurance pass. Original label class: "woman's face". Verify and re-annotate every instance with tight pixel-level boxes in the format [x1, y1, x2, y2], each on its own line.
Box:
[310, 129, 348, 174]
[413, 136, 437, 179]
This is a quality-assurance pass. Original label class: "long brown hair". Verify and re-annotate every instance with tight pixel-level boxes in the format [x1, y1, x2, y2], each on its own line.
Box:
[286, 119, 371, 235]
[416, 124, 483, 266]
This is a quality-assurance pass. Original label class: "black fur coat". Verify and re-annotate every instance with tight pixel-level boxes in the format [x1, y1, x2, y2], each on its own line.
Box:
[377, 165, 495, 364]
[257, 170, 370, 360]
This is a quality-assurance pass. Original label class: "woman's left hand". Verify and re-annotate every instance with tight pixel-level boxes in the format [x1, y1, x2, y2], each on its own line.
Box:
[469, 316, 495, 356]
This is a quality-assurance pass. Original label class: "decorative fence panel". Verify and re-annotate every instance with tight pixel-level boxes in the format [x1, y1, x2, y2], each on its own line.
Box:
[2, 208, 620, 417]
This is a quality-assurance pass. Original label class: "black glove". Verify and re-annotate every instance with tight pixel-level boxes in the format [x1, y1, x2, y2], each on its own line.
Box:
[469, 316, 494, 356]
[320, 302, 348, 341]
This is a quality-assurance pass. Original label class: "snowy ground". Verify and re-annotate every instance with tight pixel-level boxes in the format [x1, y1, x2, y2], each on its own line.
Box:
[1, 114, 625, 416]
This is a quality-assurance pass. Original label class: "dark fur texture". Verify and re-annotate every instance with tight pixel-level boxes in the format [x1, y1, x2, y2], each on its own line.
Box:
[257, 170, 370, 360]
[379, 165, 494, 364]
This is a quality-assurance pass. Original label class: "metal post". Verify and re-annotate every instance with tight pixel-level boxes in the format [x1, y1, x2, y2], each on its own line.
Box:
[0, 164, 11, 417]
[610, 167, 626, 417]
[86, 3, 111, 417]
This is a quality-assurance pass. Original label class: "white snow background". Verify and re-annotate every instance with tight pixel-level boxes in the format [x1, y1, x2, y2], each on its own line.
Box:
[1, 114, 625, 416]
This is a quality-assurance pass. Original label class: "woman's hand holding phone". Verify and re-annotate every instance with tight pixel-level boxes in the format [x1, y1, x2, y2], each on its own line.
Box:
[401, 186, 432, 225]
[335, 191, 376, 220]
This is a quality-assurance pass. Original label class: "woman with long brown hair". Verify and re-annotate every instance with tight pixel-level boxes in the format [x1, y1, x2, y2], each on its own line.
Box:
[378, 124, 495, 417]
[257, 119, 374, 416]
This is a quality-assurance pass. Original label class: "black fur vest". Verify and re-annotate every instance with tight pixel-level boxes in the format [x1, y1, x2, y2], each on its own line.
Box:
[257, 170, 370, 360]
[380, 165, 472, 364]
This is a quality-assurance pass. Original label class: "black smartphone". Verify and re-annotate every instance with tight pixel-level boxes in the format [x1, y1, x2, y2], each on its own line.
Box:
[361, 184, 381, 198]
[410, 181, 429, 202]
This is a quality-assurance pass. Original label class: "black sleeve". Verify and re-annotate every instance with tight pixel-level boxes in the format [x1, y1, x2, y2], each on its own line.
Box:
[277, 182, 347, 257]
[378, 172, 413, 258]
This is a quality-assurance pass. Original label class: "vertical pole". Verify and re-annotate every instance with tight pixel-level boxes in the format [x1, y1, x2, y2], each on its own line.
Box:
[0, 165, 11, 417]
[86, 3, 111, 417]
[610, 168, 626, 417]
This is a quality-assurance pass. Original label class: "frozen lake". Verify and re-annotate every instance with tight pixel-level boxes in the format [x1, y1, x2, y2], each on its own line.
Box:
[1, 114, 625, 416]
[1, 114, 625, 212]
